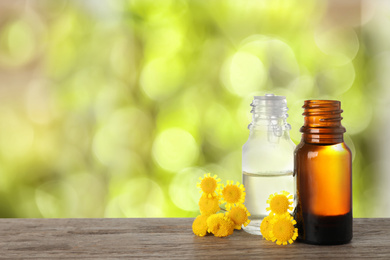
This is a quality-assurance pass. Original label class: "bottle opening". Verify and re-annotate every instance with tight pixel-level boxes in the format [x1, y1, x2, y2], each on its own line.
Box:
[254, 94, 286, 100]
[302, 100, 343, 118]
[300, 100, 346, 143]
[250, 94, 288, 119]
[248, 94, 291, 133]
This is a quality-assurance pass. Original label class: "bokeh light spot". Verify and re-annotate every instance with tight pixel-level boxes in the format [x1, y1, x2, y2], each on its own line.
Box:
[35, 181, 78, 218]
[317, 62, 356, 96]
[26, 79, 53, 125]
[105, 177, 165, 217]
[93, 107, 152, 166]
[0, 109, 34, 159]
[0, 21, 31, 66]
[109, 36, 137, 81]
[152, 128, 199, 172]
[238, 35, 300, 87]
[315, 26, 359, 66]
[145, 27, 183, 58]
[340, 91, 373, 135]
[219, 150, 242, 183]
[204, 103, 241, 149]
[156, 101, 200, 140]
[225, 51, 266, 97]
[66, 172, 106, 217]
[169, 167, 206, 212]
[287, 75, 315, 99]
[140, 57, 185, 100]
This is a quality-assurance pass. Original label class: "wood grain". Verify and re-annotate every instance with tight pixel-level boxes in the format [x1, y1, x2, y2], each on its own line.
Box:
[0, 218, 388, 259]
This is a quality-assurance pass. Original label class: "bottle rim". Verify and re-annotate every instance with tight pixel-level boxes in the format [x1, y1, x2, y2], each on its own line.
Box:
[248, 94, 290, 130]
[300, 99, 346, 140]
[302, 100, 343, 117]
[254, 94, 286, 100]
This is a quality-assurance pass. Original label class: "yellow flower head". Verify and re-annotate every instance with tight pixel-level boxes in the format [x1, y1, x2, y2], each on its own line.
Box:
[220, 181, 246, 209]
[207, 213, 234, 237]
[199, 193, 220, 216]
[192, 215, 209, 237]
[227, 204, 251, 230]
[197, 173, 221, 197]
[266, 191, 293, 215]
[260, 215, 275, 241]
[269, 213, 298, 245]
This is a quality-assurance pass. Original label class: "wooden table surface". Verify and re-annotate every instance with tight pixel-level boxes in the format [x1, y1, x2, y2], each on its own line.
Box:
[0, 218, 389, 259]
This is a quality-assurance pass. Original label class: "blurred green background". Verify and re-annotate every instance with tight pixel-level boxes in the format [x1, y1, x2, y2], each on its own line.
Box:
[0, 0, 389, 218]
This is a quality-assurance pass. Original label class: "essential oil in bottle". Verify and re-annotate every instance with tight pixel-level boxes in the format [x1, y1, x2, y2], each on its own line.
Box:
[293, 100, 352, 245]
[242, 94, 295, 236]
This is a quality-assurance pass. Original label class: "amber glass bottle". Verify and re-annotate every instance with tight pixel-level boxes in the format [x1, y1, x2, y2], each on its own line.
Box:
[294, 100, 352, 245]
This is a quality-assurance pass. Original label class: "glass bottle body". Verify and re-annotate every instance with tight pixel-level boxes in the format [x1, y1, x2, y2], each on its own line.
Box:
[294, 100, 352, 245]
[242, 95, 295, 235]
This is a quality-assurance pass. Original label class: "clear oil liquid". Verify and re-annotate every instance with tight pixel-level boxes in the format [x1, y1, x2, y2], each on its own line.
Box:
[242, 171, 294, 235]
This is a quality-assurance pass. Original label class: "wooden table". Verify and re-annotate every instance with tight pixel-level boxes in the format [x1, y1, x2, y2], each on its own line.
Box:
[0, 218, 388, 258]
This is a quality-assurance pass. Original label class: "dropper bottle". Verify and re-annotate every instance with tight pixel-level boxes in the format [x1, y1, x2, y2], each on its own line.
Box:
[242, 94, 295, 235]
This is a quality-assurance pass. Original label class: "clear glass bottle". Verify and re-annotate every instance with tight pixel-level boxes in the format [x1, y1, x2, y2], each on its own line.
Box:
[294, 100, 352, 245]
[242, 94, 296, 235]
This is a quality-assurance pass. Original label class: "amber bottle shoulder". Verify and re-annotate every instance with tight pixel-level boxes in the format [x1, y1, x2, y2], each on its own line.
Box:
[295, 141, 351, 157]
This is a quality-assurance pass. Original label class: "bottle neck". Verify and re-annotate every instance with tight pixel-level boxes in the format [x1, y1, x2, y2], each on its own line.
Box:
[249, 118, 291, 132]
[300, 100, 346, 144]
[249, 117, 291, 144]
[248, 94, 291, 141]
[301, 133, 344, 144]
[248, 94, 290, 128]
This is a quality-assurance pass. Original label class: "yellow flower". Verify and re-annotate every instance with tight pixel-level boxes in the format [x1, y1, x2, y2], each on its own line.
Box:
[260, 215, 274, 241]
[220, 181, 246, 209]
[192, 215, 209, 237]
[207, 213, 235, 237]
[199, 193, 220, 215]
[266, 191, 293, 215]
[227, 204, 251, 230]
[197, 173, 221, 197]
[269, 213, 298, 245]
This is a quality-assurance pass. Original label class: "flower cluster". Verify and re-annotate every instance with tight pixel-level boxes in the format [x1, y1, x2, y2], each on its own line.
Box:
[192, 173, 251, 237]
[260, 191, 298, 245]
